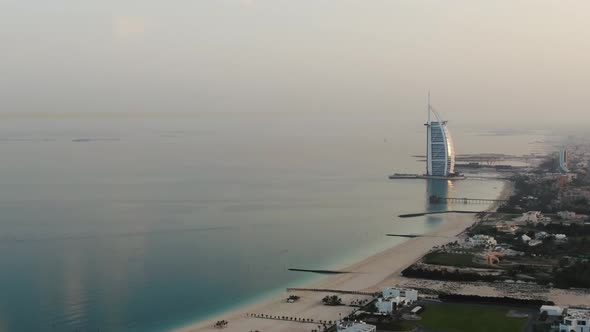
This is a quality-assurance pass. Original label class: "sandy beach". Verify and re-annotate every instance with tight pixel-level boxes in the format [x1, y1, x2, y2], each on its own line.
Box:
[175, 180, 589, 332]
[175, 210, 479, 332]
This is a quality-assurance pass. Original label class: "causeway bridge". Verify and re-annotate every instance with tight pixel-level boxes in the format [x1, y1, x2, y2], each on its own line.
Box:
[429, 195, 508, 204]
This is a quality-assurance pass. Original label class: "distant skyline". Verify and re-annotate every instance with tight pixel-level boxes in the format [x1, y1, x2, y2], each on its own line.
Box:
[2, 1, 589, 125]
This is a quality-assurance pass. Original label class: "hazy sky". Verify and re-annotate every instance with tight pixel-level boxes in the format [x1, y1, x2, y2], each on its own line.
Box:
[2, 1, 589, 125]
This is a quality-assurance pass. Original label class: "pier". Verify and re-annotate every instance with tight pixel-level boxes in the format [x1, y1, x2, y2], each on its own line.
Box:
[429, 195, 508, 204]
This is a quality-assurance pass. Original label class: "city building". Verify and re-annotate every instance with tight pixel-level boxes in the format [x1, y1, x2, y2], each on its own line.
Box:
[425, 96, 455, 177]
[337, 321, 377, 332]
[560, 148, 570, 173]
[560, 308, 590, 332]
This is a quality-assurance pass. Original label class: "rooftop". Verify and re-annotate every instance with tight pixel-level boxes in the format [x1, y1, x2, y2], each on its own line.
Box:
[337, 322, 376, 332]
[565, 309, 590, 320]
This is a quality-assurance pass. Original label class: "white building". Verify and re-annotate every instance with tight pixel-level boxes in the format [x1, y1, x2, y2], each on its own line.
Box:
[337, 322, 377, 332]
[425, 96, 455, 177]
[540, 305, 563, 316]
[529, 239, 543, 247]
[375, 298, 394, 314]
[521, 234, 532, 243]
[560, 309, 590, 332]
[521, 211, 544, 223]
[383, 287, 401, 299]
[382, 288, 419, 303]
[405, 289, 418, 302]
[467, 235, 497, 248]
[555, 234, 568, 241]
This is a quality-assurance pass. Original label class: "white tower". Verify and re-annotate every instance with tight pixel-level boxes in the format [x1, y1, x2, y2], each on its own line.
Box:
[425, 95, 455, 177]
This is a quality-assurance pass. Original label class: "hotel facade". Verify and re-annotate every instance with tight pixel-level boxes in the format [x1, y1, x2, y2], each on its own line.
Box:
[425, 101, 455, 177]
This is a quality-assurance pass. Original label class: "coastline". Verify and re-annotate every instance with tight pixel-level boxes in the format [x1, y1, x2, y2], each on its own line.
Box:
[174, 180, 513, 332]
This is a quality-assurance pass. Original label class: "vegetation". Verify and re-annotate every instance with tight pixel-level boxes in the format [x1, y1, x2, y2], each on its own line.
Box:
[554, 260, 590, 288]
[423, 252, 487, 268]
[401, 266, 498, 282]
[419, 304, 528, 332]
[287, 295, 300, 302]
[498, 175, 558, 213]
[321, 295, 343, 306]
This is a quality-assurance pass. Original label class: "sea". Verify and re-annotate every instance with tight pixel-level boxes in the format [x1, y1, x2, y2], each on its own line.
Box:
[0, 112, 548, 332]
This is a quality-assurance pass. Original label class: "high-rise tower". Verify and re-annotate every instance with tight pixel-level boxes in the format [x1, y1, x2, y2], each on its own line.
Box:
[425, 95, 455, 177]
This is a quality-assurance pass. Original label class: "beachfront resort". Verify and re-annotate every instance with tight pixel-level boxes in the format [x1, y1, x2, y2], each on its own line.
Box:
[179, 123, 590, 332]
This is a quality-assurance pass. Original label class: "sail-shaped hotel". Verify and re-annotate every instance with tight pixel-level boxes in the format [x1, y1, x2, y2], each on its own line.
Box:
[425, 98, 456, 177]
[389, 96, 461, 180]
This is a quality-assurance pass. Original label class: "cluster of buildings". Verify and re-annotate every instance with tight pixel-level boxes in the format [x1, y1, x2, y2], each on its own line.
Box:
[520, 211, 551, 224]
[561, 308, 590, 332]
[339, 288, 419, 331]
[466, 234, 497, 248]
[521, 231, 567, 247]
[540, 306, 590, 332]
[374, 288, 418, 314]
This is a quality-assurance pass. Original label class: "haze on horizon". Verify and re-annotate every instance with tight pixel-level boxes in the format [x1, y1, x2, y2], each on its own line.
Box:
[2, 0, 589, 126]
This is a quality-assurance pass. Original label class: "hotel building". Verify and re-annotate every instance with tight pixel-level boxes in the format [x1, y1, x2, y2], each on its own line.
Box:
[425, 99, 455, 177]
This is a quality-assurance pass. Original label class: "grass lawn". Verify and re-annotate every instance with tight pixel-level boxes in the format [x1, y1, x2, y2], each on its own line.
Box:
[419, 303, 528, 332]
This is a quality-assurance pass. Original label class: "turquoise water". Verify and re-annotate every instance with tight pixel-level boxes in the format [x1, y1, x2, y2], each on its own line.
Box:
[0, 114, 538, 332]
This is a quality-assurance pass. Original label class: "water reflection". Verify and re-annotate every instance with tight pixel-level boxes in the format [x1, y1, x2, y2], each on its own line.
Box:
[425, 179, 451, 225]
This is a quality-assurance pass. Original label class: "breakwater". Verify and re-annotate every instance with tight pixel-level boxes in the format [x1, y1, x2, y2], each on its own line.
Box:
[398, 210, 482, 218]
[287, 268, 354, 275]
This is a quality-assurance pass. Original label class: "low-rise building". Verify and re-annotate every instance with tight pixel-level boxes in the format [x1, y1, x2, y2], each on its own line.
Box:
[496, 222, 518, 234]
[404, 289, 418, 302]
[535, 231, 549, 240]
[560, 308, 590, 332]
[337, 322, 377, 332]
[375, 298, 394, 314]
[529, 239, 543, 247]
[467, 235, 497, 248]
[558, 211, 577, 220]
[383, 287, 400, 299]
[521, 211, 544, 223]
[382, 288, 418, 302]
[540, 305, 563, 316]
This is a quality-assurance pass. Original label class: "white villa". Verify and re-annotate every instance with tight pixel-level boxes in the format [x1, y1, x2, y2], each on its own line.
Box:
[375, 298, 394, 314]
[382, 288, 418, 302]
[560, 308, 590, 332]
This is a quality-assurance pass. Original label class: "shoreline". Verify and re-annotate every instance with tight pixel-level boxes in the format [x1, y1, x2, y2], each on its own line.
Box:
[174, 180, 513, 332]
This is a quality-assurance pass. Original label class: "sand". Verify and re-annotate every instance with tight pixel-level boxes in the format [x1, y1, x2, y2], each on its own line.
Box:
[175, 212, 478, 332]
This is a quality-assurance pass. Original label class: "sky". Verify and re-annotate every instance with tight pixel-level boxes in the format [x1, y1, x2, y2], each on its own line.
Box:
[1, 0, 589, 125]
